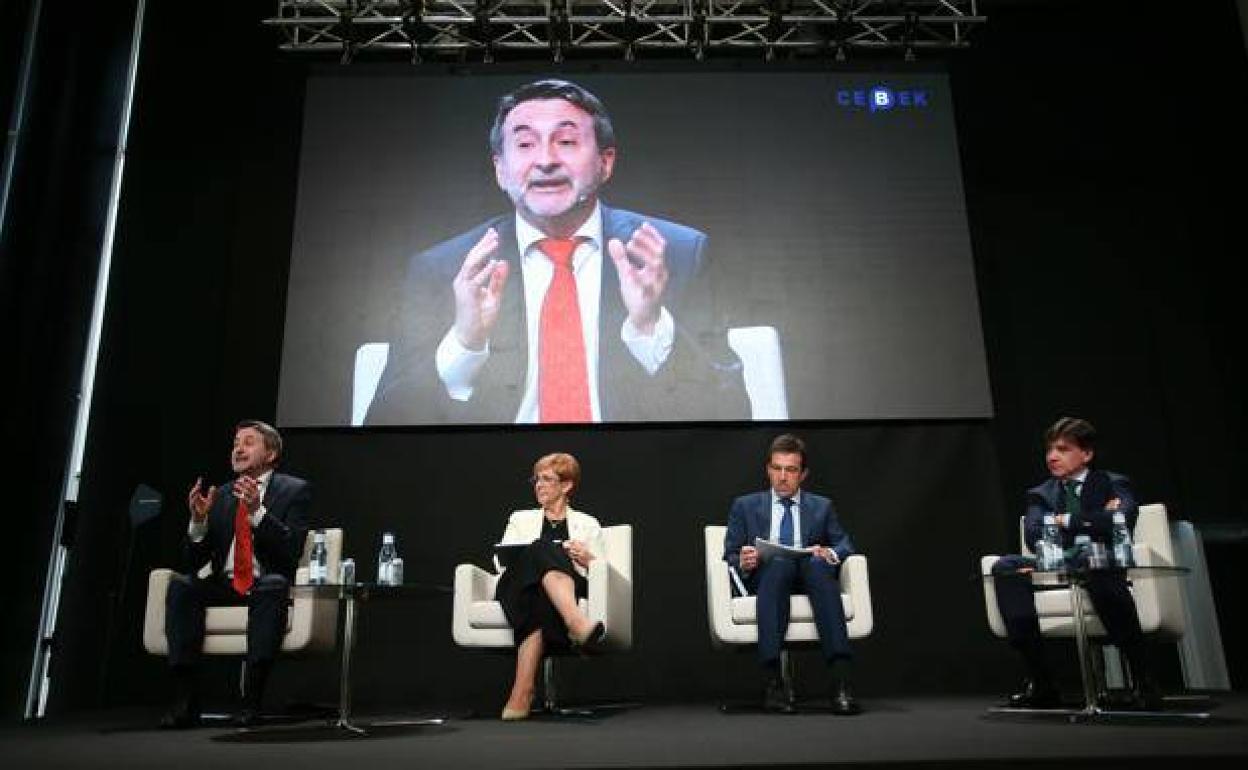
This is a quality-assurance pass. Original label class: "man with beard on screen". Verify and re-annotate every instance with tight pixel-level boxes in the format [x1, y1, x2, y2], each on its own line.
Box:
[366, 78, 746, 425]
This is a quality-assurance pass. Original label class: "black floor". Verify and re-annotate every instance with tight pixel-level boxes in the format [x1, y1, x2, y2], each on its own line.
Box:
[5, 696, 1247, 770]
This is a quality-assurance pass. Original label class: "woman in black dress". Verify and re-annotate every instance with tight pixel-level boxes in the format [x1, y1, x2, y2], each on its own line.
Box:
[494, 453, 606, 720]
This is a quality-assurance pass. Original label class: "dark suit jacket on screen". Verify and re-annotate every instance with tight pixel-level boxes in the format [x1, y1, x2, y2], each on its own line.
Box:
[185, 472, 312, 582]
[365, 205, 747, 425]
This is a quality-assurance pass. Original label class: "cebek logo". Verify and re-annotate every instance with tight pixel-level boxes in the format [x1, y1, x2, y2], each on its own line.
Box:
[837, 86, 929, 112]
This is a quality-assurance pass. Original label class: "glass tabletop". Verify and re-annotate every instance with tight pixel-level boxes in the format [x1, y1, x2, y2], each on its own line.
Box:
[983, 563, 1190, 582]
[290, 581, 453, 599]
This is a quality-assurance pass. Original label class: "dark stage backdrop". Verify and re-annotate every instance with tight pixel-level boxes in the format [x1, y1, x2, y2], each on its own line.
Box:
[277, 71, 991, 426]
[8, 0, 1246, 722]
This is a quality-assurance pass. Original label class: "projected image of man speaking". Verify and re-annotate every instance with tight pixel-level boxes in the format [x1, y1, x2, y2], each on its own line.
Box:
[365, 79, 747, 425]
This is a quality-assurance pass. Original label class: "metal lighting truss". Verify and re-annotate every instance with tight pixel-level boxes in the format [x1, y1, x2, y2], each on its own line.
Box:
[264, 1, 984, 62]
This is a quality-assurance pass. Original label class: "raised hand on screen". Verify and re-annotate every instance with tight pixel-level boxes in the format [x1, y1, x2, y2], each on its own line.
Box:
[608, 221, 668, 335]
[187, 477, 217, 522]
[451, 227, 510, 351]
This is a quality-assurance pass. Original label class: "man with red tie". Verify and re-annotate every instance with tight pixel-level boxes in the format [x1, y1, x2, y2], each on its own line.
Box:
[161, 420, 310, 728]
[365, 78, 747, 425]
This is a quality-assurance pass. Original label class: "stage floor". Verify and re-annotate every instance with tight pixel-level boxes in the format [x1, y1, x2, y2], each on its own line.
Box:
[5, 695, 1247, 769]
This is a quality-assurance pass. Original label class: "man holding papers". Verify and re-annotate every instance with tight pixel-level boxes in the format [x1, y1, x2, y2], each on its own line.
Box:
[723, 434, 859, 714]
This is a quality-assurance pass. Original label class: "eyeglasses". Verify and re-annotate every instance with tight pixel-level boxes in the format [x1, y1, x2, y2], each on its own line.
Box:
[529, 474, 562, 485]
[767, 463, 803, 475]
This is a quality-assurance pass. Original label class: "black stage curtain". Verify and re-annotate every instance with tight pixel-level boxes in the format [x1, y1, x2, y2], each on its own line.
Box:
[5, 1, 1245, 718]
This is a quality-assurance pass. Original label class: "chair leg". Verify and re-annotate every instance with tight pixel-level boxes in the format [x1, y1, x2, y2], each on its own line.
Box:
[541, 657, 558, 714]
[535, 657, 637, 719]
[780, 650, 796, 705]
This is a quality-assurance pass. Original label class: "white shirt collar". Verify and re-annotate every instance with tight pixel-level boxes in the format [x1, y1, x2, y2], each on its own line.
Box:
[771, 489, 801, 506]
[515, 203, 603, 268]
[254, 469, 274, 495]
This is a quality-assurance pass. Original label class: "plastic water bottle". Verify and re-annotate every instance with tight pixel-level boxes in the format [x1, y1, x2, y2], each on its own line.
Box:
[309, 530, 329, 584]
[377, 532, 397, 586]
[1111, 511, 1134, 567]
[1073, 534, 1093, 568]
[1037, 514, 1061, 570]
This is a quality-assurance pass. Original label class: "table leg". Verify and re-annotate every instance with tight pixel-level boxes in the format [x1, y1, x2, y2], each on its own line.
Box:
[1069, 579, 1100, 717]
[335, 590, 365, 734]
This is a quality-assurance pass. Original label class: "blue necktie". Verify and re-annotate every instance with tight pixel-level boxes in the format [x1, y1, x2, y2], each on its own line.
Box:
[779, 497, 795, 547]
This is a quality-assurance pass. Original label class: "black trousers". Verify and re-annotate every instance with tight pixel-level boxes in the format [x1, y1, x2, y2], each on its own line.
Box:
[991, 556, 1143, 650]
[494, 540, 587, 651]
[165, 572, 291, 669]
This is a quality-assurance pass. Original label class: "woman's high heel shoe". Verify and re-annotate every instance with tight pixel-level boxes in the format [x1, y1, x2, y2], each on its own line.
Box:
[570, 621, 606, 654]
[501, 706, 530, 721]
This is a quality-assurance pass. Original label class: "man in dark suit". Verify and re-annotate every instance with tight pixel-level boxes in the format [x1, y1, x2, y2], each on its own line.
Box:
[365, 78, 746, 425]
[991, 416, 1158, 709]
[723, 434, 859, 714]
[162, 420, 311, 728]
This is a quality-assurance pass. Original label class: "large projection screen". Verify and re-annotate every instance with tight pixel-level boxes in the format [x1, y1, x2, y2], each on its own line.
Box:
[277, 70, 992, 426]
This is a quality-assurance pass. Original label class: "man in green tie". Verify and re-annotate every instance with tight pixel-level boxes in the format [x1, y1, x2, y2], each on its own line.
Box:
[989, 417, 1159, 709]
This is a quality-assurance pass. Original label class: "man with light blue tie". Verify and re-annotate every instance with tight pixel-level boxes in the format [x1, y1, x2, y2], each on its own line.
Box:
[723, 434, 859, 714]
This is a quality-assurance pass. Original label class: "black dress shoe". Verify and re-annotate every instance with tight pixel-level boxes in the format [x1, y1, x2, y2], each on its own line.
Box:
[831, 680, 861, 716]
[1126, 676, 1163, 711]
[763, 676, 794, 713]
[158, 702, 201, 729]
[1006, 679, 1060, 708]
[232, 707, 261, 728]
[571, 621, 606, 655]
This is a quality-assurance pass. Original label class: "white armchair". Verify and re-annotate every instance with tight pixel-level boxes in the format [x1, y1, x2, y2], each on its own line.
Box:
[704, 525, 873, 706]
[452, 525, 633, 714]
[144, 528, 342, 657]
[980, 504, 1184, 641]
[142, 528, 342, 720]
[351, 328, 787, 425]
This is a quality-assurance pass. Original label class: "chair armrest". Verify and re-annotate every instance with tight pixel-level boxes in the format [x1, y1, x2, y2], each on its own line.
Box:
[587, 556, 633, 650]
[841, 554, 873, 638]
[1132, 542, 1169, 568]
[143, 569, 176, 655]
[1128, 543, 1185, 637]
[283, 568, 339, 654]
[452, 563, 499, 647]
[979, 555, 1008, 638]
[704, 529, 737, 647]
[455, 563, 497, 601]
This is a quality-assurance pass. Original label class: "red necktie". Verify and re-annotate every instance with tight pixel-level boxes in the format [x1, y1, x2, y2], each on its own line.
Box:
[537, 238, 591, 423]
[232, 498, 254, 595]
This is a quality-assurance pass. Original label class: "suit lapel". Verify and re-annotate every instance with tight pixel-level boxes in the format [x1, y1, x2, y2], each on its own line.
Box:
[597, 206, 628, 417]
[262, 473, 285, 517]
[754, 492, 772, 539]
[799, 493, 815, 546]
[1080, 469, 1110, 512]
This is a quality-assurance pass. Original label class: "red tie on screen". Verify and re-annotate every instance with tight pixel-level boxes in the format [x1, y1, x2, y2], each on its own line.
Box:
[537, 237, 591, 423]
[232, 498, 254, 595]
